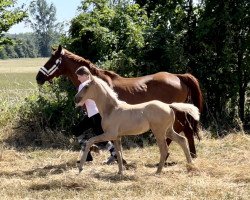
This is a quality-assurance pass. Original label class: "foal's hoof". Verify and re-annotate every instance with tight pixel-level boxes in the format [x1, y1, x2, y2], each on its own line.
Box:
[117, 171, 124, 176]
[186, 163, 199, 172]
[78, 168, 83, 174]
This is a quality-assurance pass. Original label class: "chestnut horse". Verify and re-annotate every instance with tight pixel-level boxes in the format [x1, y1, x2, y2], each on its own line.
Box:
[74, 67, 199, 174]
[36, 45, 203, 158]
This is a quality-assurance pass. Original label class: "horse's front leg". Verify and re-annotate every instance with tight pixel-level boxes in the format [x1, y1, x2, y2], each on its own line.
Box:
[77, 132, 116, 173]
[113, 137, 124, 175]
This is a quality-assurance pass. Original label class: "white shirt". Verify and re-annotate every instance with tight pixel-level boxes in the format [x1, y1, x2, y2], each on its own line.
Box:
[78, 80, 99, 117]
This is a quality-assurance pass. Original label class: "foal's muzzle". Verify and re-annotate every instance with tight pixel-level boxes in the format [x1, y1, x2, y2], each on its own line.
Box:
[74, 96, 81, 104]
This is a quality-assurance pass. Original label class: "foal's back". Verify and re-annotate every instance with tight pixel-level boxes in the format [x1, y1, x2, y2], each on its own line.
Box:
[107, 100, 174, 136]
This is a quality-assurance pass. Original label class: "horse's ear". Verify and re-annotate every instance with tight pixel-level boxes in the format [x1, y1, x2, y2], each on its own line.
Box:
[51, 46, 57, 52]
[58, 45, 62, 53]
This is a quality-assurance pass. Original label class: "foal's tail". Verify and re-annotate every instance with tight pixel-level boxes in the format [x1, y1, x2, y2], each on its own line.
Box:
[169, 103, 200, 122]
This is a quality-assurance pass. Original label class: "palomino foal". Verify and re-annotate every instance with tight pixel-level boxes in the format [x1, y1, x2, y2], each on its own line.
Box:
[75, 67, 200, 175]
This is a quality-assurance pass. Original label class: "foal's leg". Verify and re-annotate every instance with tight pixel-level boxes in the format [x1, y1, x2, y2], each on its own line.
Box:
[165, 118, 184, 162]
[113, 137, 124, 175]
[152, 128, 168, 174]
[77, 133, 116, 173]
[166, 128, 193, 164]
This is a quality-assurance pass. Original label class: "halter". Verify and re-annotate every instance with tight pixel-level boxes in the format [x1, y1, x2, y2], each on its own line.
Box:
[39, 50, 65, 77]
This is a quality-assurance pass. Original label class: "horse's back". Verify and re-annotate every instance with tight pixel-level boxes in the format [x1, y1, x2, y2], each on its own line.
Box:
[113, 72, 189, 104]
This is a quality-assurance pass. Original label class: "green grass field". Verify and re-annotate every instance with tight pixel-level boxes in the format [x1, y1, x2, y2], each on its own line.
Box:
[0, 58, 47, 74]
[0, 58, 47, 103]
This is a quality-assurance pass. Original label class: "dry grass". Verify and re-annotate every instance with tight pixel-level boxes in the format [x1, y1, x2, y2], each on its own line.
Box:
[0, 133, 249, 200]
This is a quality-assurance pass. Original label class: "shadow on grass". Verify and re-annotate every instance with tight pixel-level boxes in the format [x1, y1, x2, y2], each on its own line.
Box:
[145, 161, 177, 168]
[93, 172, 138, 182]
[2, 125, 81, 152]
[0, 160, 76, 179]
[29, 180, 89, 191]
[24, 160, 76, 177]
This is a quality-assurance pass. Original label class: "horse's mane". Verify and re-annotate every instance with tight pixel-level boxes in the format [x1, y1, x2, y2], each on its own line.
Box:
[64, 49, 121, 82]
[64, 49, 91, 65]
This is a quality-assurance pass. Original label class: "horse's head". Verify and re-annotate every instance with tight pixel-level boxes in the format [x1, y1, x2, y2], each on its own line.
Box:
[36, 45, 65, 85]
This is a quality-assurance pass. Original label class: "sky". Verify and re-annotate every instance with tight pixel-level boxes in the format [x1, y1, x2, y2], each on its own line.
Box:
[8, 0, 82, 34]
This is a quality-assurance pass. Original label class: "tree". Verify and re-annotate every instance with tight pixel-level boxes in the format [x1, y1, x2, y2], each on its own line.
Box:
[66, 0, 250, 132]
[187, 0, 250, 128]
[69, 0, 149, 76]
[26, 0, 63, 57]
[0, 0, 27, 46]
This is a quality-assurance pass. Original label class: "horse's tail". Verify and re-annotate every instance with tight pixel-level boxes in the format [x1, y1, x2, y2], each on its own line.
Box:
[176, 73, 203, 112]
[176, 73, 203, 140]
[170, 103, 200, 122]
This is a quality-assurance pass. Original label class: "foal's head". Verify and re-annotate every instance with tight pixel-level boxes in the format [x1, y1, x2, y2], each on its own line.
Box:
[36, 45, 65, 85]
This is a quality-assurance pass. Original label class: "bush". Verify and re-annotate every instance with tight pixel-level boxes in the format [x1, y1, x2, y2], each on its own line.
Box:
[2, 77, 84, 149]
[18, 78, 81, 132]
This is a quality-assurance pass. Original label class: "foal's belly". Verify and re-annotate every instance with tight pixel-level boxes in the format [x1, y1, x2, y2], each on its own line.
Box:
[117, 112, 150, 136]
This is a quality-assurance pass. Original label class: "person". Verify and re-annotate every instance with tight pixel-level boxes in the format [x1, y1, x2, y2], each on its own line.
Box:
[72, 66, 125, 164]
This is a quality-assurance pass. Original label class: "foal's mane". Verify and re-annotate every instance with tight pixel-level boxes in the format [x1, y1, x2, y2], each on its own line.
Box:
[63, 49, 121, 84]
[92, 75, 122, 104]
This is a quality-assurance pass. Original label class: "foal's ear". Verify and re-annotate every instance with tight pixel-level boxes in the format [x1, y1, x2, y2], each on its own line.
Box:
[89, 74, 94, 81]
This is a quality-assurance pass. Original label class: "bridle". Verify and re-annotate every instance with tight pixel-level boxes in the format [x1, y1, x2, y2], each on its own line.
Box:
[39, 50, 65, 77]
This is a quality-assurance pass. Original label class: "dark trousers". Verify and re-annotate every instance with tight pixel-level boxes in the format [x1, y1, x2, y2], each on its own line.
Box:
[72, 113, 107, 146]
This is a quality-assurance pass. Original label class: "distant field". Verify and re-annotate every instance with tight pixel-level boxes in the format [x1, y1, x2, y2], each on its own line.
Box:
[0, 58, 48, 103]
[0, 58, 48, 74]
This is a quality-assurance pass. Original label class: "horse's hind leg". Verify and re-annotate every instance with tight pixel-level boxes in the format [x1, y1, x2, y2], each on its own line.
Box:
[175, 111, 197, 158]
[166, 128, 193, 164]
[183, 127, 196, 158]
[152, 128, 168, 174]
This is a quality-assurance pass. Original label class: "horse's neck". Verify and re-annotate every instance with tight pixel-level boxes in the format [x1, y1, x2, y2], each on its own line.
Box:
[64, 52, 118, 87]
[63, 52, 95, 87]
[94, 85, 119, 117]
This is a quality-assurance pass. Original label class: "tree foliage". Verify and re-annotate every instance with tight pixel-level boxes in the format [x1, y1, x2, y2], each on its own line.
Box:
[68, 0, 148, 76]
[26, 0, 63, 57]
[65, 0, 250, 132]
[187, 0, 250, 129]
[0, 33, 38, 58]
[0, 0, 27, 46]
